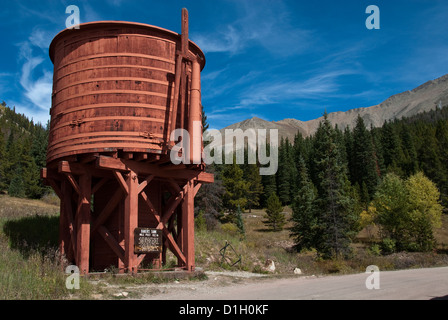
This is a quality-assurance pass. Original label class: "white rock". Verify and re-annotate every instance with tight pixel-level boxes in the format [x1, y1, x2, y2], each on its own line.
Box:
[294, 268, 302, 275]
[264, 259, 276, 272]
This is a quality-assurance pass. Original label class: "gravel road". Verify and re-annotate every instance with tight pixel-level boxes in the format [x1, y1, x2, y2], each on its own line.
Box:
[139, 267, 448, 300]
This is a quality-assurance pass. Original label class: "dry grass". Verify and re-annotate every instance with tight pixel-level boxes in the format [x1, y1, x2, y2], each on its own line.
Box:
[1, 193, 447, 299]
[0, 195, 93, 300]
[195, 207, 448, 276]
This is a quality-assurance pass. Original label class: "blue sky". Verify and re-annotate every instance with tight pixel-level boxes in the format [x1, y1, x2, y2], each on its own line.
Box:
[1, 0, 447, 129]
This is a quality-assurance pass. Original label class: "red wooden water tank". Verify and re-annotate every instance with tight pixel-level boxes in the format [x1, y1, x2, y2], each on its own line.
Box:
[47, 21, 205, 165]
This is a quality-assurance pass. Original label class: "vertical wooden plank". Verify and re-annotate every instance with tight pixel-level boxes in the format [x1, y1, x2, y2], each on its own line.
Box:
[118, 199, 125, 272]
[77, 174, 91, 275]
[62, 179, 76, 264]
[59, 179, 69, 266]
[182, 179, 195, 271]
[124, 170, 139, 273]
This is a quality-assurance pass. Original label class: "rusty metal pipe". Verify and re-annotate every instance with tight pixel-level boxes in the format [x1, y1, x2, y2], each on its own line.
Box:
[189, 58, 202, 164]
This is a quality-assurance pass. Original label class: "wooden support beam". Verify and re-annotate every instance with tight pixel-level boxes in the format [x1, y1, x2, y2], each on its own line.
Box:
[96, 156, 128, 172]
[136, 253, 147, 267]
[79, 153, 99, 164]
[63, 173, 81, 196]
[91, 187, 124, 233]
[193, 182, 202, 197]
[140, 191, 159, 222]
[58, 180, 70, 264]
[45, 178, 63, 199]
[161, 183, 188, 225]
[113, 171, 129, 195]
[138, 175, 154, 194]
[96, 156, 214, 183]
[123, 152, 134, 160]
[168, 178, 181, 193]
[97, 225, 125, 264]
[92, 177, 108, 194]
[62, 180, 76, 263]
[182, 179, 195, 271]
[162, 227, 186, 265]
[124, 170, 139, 274]
[76, 174, 91, 274]
[134, 153, 148, 162]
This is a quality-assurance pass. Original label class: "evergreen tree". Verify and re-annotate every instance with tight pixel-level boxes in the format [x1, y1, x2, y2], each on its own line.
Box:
[264, 192, 285, 231]
[260, 141, 277, 207]
[343, 126, 355, 182]
[370, 125, 385, 179]
[398, 123, 418, 176]
[277, 138, 290, 204]
[244, 164, 263, 213]
[313, 112, 356, 258]
[416, 126, 445, 189]
[276, 138, 297, 205]
[290, 156, 320, 251]
[195, 164, 225, 229]
[352, 115, 379, 202]
[261, 173, 277, 207]
[435, 120, 448, 205]
[0, 128, 6, 191]
[222, 157, 250, 219]
[8, 166, 25, 198]
[380, 121, 404, 175]
[235, 205, 246, 238]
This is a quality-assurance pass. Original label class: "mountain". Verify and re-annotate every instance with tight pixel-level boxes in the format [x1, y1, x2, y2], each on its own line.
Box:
[220, 73, 448, 140]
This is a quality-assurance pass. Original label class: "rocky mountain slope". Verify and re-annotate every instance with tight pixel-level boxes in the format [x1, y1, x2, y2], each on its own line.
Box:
[221, 73, 448, 140]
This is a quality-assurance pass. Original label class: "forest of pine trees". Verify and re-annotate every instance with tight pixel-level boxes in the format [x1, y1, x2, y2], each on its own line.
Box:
[197, 105, 448, 257]
[1, 102, 447, 257]
[0, 102, 49, 199]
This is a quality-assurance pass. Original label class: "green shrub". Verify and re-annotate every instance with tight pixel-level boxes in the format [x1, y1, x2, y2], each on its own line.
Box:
[221, 223, 239, 235]
[381, 238, 396, 254]
[368, 244, 382, 256]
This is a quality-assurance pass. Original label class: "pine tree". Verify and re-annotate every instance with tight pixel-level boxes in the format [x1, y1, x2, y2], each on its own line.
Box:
[313, 112, 356, 258]
[195, 164, 225, 229]
[435, 120, 448, 206]
[277, 138, 290, 204]
[352, 115, 379, 202]
[343, 126, 355, 182]
[398, 123, 418, 176]
[244, 164, 263, 213]
[261, 173, 277, 207]
[417, 126, 445, 189]
[276, 138, 297, 205]
[235, 205, 246, 238]
[260, 141, 277, 207]
[381, 121, 404, 174]
[264, 192, 285, 231]
[222, 157, 250, 219]
[290, 156, 320, 251]
[8, 166, 25, 198]
[0, 128, 6, 191]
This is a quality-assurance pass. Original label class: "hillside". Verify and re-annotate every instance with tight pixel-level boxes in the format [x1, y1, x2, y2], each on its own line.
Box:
[222, 73, 448, 140]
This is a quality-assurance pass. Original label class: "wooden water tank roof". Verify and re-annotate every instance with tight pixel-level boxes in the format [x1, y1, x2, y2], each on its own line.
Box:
[49, 21, 205, 69]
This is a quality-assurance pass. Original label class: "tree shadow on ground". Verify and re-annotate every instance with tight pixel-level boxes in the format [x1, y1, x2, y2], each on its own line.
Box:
[2, 214, 59, 258]
[431, 295, 448, 300]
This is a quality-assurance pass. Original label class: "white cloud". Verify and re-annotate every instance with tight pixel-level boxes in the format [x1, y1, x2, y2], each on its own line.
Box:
[234, 68, 358, 109]
[192, 0, 314, 56]
[193, 25, 243, 54]
[28, 28, 53, 50]
[13, 35, 53, 124]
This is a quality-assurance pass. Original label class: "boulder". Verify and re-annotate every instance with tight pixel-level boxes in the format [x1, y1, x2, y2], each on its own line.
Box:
[263, 259, 276, 273]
